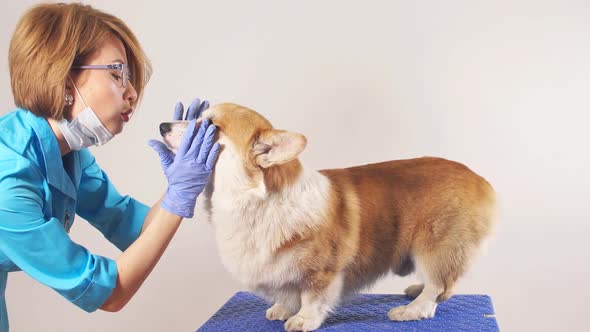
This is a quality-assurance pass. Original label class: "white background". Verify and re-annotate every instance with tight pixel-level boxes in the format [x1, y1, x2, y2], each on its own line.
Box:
[1, 1, 589, 331]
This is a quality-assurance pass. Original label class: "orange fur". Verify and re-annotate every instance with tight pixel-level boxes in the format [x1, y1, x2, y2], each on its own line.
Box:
[175, 103, 496, 329]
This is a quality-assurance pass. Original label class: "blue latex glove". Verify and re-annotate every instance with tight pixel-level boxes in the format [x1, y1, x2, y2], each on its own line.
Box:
[148, 99, 210, 173]
[153, 118, 220, 218]
[173, 98, 210, 121]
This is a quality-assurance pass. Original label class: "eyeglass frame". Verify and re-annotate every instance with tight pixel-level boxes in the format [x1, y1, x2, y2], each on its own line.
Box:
[71, 63, 132, 88]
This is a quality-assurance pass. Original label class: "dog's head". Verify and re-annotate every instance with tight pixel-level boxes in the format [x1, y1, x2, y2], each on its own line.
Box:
[159, 103, 307, 194]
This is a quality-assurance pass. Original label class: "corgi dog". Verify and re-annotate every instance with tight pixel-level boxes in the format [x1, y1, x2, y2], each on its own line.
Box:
[160, 103, 496, 331]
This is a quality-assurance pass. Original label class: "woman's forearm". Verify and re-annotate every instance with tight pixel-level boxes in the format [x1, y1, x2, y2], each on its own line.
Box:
[140, 195, 166, 234]
[100, 204, 182, 312]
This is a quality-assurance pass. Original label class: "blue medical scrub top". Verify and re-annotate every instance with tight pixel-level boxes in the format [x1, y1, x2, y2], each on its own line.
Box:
[0, 109, 149, 332]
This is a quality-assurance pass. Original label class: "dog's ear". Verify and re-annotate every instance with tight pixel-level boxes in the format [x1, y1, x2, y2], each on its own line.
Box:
[252, 129, 307, 168]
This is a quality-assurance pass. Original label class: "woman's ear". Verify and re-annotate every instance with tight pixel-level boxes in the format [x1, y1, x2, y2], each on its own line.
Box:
[65, 74, 77, 98]
[61, 76, 76, 119]
[252, 129, 307, 168]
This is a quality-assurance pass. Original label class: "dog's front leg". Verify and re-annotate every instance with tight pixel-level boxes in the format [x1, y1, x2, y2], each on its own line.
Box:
[284, 273, 343, 332]
[266, 290, 301, 321]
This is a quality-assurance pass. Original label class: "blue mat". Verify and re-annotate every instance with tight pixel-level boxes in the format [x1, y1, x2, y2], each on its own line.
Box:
[197, 291, 499, 331]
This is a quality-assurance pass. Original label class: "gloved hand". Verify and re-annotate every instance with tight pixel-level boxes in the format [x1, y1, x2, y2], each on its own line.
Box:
[173, 98, 210, 121]
[148, 98, 210, 173]
[153, 117, 220, 218]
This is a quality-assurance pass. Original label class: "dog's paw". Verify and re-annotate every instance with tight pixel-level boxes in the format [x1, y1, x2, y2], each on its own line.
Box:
[284, 314, 322, 331]
[387, 303, 436, 321]
[403, 284, 424, 298]
[266, 303, 295, 321]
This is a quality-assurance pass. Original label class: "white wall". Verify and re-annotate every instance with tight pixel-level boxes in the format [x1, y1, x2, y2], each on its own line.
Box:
[1, 0, 589, 331]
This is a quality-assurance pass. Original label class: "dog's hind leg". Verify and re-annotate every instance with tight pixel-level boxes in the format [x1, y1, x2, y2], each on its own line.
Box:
[403, 283, 424, 299]
[388, 267, 443, 321]
[388, 244, 471, 321]
[388, 238, 476, 321]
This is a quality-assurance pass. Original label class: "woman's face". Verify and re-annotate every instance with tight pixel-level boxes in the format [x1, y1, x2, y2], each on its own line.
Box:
[68, 34, 138, 136]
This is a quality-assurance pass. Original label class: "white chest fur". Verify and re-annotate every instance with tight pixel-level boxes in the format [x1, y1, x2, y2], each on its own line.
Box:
[197, 139, 331, 289]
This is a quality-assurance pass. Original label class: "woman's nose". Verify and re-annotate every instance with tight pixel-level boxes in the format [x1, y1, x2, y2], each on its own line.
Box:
[125, 82, 138, 103]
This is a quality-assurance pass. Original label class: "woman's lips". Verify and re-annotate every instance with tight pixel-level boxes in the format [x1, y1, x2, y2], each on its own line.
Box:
[121, 110, 132, 122]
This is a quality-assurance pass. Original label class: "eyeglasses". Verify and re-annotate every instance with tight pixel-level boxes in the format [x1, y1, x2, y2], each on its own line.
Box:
[71, 63, 132, 88]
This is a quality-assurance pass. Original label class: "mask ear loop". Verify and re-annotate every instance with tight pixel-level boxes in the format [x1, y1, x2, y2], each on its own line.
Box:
[68, 75, 89, 110]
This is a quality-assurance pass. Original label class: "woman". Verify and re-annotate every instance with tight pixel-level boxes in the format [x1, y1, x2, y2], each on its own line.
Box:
[0, 3, 219, 331]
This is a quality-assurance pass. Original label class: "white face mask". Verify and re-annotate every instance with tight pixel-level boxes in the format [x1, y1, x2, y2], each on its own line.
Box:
[58, 78, 114, 150]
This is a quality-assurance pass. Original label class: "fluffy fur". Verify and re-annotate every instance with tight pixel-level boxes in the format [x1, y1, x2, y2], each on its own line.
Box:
[162, 103, 497, 331]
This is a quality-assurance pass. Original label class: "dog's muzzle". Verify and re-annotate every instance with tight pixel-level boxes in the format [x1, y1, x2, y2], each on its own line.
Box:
[159, 121, 190, 151]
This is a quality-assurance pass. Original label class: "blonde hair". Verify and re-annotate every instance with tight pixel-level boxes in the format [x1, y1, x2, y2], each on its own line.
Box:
[9, 3, 152, 119]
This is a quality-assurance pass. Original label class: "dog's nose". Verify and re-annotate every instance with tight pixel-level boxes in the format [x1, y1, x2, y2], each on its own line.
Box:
[159, 122, 172, 136]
